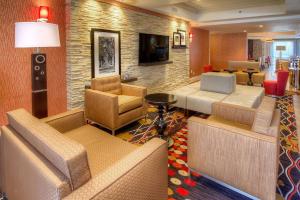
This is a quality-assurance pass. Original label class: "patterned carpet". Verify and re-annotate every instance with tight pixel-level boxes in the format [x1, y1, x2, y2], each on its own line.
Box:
[276, 95, 300, 200]
[0, 94, 299, 200]
[117, 94, 300, 200]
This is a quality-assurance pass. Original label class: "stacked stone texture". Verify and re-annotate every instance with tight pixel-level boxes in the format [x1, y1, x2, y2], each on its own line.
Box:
[66, 0, 190, 108]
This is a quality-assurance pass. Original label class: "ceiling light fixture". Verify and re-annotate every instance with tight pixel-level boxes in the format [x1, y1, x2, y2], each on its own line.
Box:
[259, 25, 263, 28]
[243, 30, 247, 32]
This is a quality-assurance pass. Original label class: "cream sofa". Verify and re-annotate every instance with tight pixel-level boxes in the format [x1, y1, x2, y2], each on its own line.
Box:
[188, 96, 280, 200]
[170, 72, 265, 114]
[0, 109, 167, 200]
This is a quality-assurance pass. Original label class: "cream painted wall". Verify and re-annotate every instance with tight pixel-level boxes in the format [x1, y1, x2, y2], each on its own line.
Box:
[66, 0, 190, 108]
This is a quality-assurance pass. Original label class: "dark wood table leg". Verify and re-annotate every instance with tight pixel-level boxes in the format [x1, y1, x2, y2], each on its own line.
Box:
[156, 104, 166, 137]
[247, 73, 254, 86]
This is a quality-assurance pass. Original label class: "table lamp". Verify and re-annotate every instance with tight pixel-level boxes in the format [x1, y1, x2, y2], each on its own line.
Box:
[15, 22, 60, 118]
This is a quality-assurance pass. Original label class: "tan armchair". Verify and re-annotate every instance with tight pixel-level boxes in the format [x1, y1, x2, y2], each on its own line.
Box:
[188, 97, 280, 200]
[0, 108, 167, 200]
[85, 75, 147, 135]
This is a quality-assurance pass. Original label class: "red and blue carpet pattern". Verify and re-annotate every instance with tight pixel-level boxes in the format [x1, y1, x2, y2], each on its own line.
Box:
[276, 95, 300, 200]
[117, 94, 300, 200]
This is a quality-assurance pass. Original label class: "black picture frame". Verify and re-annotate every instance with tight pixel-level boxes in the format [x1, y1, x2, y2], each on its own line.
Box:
[177, 29, 187, 47]
[91, 29, 121, 78]
[173, 32, 181, 48]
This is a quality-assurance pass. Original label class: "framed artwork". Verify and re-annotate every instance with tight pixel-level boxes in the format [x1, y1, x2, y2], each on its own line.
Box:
[173, 32, 181, 47]
[91, 29, 121, 78]
[178, 29, 186, 47]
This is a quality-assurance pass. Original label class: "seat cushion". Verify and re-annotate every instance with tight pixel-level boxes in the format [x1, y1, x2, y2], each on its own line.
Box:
[208, 115, 251, 131]
[64, 125, 137, 176]
[222, 85, 265, 108]
[6, 109, 91, 190]
[186, 90, 227, 114]
[169, 85, 198, 109]
[235, 71, 248, 84]
[200, 72, 236, 94]
[91, 75, 121, 95]
[252, 97, 276, 135]
[118, 95, 143, 114]
[252, 72, 265, 85]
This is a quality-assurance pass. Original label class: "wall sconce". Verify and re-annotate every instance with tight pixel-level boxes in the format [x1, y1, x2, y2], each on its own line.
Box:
[189, 32, 193, 43]
[38, 6, 49, 22]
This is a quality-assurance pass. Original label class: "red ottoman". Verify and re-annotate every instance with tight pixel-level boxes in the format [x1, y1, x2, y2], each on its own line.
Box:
[263, 80, 277, 95]
[203, 65, 213, 73]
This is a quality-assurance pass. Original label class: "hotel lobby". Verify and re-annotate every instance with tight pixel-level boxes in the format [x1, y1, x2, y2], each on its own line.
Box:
[0, 0, 300, 200]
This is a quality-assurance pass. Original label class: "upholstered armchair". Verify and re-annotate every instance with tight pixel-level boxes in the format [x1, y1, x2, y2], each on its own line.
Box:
[85, 75, 147, 135]
[188, 97, 280, 200]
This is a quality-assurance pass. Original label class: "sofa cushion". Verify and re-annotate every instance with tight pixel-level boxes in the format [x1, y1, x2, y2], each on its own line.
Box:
[222, 85, 265, 108]
[186, 90, 227, 114]
[7, 109, 91, 190]
[91, 75, 121, 95]
[252, 97, 276, 135]
[118, 95, 143, 114]
[200, 72, 236, 94]
[64, 125, 137, 176]
[169, 85, 198, 109]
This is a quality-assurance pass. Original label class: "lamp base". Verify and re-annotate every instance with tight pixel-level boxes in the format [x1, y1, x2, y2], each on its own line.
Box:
[32, 53, 48, 118]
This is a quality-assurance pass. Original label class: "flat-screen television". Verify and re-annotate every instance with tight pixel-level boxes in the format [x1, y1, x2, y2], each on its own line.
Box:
[139, 33, 169, 65]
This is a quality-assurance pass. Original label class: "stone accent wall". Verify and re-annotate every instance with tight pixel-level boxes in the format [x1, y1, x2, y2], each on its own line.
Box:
[66, 0, 190, 109]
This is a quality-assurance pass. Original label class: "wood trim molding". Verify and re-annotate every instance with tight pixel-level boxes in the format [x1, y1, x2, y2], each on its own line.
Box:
[97, 0, 189, 23]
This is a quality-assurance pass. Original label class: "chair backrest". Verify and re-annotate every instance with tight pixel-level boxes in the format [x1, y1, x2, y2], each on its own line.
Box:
[276, 70, 289, 96]
[91, 75, 122, 95]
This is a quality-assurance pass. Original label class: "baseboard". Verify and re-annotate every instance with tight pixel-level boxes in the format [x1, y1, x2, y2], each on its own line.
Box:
[189, 169, 259, 200]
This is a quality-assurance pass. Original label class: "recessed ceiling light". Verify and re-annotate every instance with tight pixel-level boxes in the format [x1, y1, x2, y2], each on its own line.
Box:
[243, 30, 247, 32]
[259, 25, 263, 28]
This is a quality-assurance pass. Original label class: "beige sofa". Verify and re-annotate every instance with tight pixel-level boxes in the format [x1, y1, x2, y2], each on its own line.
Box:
[228, 61, 265, 86]
[85, 75, 147, 135]
[228, 60, 260, 71]
[169, 72, 265, 114]
[188, 97, 279, 200]
[0, 109, 167, 200]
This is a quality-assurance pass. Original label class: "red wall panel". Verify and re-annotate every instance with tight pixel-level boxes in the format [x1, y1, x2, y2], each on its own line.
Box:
[0, 0, 67, 125]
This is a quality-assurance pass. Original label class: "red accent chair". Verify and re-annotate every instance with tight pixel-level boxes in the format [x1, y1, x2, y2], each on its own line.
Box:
[203, 64, 213, 73]
[263, 70, 289, 96]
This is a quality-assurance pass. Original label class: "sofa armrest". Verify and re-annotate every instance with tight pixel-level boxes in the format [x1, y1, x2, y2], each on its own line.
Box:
[212, 102, 256, 126]
[85, 89, 118, 129]
[121, 83, 147, 98]
[41, 109, 86, 133]
[1, 126, 72, 200]
[188, 117, 278, 200]
[63, 138, 168, 200]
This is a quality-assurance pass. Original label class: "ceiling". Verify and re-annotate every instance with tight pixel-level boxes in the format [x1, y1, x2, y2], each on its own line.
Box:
[117, 0, 300, 39]
[178, 0, 284, 13]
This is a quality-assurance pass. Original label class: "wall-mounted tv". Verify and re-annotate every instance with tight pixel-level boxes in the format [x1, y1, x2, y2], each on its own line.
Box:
[139, 33, 169, 65]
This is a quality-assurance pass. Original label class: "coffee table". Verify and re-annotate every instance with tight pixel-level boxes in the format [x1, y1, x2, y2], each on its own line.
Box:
[145, 93, 177, 137]
[243, 69, 258, 86]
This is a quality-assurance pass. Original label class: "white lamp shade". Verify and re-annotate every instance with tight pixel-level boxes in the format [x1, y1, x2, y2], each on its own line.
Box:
[15, 22, 60, 48]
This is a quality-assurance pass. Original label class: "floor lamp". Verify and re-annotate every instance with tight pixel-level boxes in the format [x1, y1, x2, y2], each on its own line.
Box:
[276, 45, 286, 60]
[15, 22, 60, 118]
